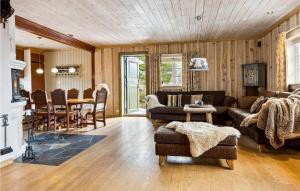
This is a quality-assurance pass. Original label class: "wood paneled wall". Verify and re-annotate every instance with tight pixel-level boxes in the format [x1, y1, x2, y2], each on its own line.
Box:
[256, 11, 300, 91]
[95, 39, 260, 117]
[44, 49, 92, 96]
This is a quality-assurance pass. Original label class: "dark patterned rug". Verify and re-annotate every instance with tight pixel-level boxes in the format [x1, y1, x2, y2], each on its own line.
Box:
[15, 133, 106, 166]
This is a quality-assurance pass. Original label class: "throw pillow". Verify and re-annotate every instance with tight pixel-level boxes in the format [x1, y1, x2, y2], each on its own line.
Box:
[250, 96, 266, 113]
[190, 94, 203, 104]
[167, 94, 182, 107]
[145, 95, 165, 110]
[256, 97, 269, 112]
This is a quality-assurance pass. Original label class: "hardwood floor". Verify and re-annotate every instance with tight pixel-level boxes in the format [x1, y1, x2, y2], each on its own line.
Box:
[1, 117, 300, 191]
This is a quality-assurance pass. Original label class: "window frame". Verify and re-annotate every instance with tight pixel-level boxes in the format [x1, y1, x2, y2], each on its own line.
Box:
[296, 43, 300, 83]
[159, 54, 183, 88]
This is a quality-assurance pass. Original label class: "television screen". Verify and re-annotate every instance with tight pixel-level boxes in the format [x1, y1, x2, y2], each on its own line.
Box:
[189, 58, 208, 71]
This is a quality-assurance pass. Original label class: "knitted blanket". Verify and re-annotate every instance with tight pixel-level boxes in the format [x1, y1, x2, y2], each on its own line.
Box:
[241, 88, 300, 149]
[166, 122, 240, 157]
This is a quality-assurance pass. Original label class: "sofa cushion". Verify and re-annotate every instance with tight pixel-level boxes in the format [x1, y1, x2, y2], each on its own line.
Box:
[214, 106, 229, 115]
[228, 108, 251, 124]
[223, 96, 236, 106]
[149, 106, 185, 114]
[191, 91, 225, 106]
[203, 95, 215, 105]
[155, 126, 237, 146]
[288, 84, 300, 92]
[277, 92, 291, 98]
[259, 90, 278, 97]
[237, 96, 258, 110]
[156, 91, 225, 106]
[182, 95, 191, 105]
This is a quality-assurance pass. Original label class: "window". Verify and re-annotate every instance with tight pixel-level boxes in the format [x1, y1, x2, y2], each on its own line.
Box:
[296, 43, 300, 83]
[160, 54, 182, 87]
[286, 28, 300, 85]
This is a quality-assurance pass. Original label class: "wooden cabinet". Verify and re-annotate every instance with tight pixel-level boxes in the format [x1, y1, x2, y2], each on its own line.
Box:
[243, 63, 266, 87]
[242, 63, 267, 96]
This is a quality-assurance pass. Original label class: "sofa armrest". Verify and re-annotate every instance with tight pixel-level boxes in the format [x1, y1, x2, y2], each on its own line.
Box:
[223, 96, 236, 107]
[237, 96, 258, 109]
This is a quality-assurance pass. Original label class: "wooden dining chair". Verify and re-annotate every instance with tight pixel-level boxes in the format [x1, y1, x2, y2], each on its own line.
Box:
[67, 88, 79, 99]
[51, 89, 77, 131]
[21, 89, 32, 110]
[67, 88, 81, 112]
[31, 89, 54, 131]
[84, 88, 108, 129]
[83, 88, 94, 99]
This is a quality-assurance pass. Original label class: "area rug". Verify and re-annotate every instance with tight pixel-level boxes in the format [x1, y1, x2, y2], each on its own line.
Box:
[15, 133, 106, 166]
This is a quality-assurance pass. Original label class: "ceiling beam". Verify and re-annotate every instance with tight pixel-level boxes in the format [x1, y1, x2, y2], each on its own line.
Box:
[15, 15, 96, 52]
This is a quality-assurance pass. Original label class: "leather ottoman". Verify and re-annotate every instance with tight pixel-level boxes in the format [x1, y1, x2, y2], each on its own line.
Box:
[154, 126, 238, 169]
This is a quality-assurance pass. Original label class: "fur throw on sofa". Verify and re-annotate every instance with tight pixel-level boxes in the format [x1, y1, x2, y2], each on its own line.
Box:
[145, 95, 165, 110]
[166, 122, 240, 157]
[241, 88, 300, 149]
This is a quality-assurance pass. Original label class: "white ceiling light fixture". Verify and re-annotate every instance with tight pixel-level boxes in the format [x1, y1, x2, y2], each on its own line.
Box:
[51, 67, 58, 73]
[69, 67, 76, 73]
[36, 36, 44, 74]
[36, 68, 44, 74]
[196, 16, 202, 21]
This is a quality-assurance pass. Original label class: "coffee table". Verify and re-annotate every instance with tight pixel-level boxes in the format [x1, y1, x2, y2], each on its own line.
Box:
[183, 104, 217, 124]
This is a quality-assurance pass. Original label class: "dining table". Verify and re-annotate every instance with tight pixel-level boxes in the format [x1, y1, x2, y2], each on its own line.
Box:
[46, 98, 94, 105]
[33, 98, 95, 131]
[66, 98, 94, 105]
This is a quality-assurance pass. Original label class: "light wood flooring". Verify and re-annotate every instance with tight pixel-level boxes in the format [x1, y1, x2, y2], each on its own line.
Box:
[0, 117, 300, 191]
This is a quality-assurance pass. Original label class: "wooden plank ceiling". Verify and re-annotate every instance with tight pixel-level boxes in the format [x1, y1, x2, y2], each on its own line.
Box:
[12, 0, 300, 46]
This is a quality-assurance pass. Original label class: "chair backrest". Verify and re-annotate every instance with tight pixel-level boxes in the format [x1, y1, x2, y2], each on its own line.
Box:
[67, 88, 79, 99]
[51, 89, 67, 106]
[31, 89, 48, 110]
[94, 88, 108, 110]
[83, 88, 93, 99]
[21, 89, 31, 110]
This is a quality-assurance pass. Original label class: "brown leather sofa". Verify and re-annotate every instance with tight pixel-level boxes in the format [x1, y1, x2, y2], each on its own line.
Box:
[228, 90, 300, 149]
[154, 126, 238, 169]
[288, 84, 300, 92]
[148, 91, 236, 124]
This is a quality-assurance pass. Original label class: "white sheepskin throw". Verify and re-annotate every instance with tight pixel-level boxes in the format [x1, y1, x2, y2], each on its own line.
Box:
[145, 95, 165, 109]
[166, 121, 241, 157]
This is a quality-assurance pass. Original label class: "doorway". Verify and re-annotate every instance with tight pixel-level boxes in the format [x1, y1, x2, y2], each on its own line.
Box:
[121, 53, 147, 116]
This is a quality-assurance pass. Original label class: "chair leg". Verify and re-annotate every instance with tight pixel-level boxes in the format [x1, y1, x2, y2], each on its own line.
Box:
[103, 111, 106, 126]
[159, 155, 166, 166]
[35, 116, 39, 131]
[93, 113, 97, 129]
[47, 115, 50, 131]
[54, 117, 56, 131]
[226, 160, 234, 170]
[66, 115, 70, 131]
[76, 112, 79, 128]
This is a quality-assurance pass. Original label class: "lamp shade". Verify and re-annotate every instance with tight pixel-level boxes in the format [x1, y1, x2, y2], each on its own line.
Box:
[189, 58, 208, 71]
